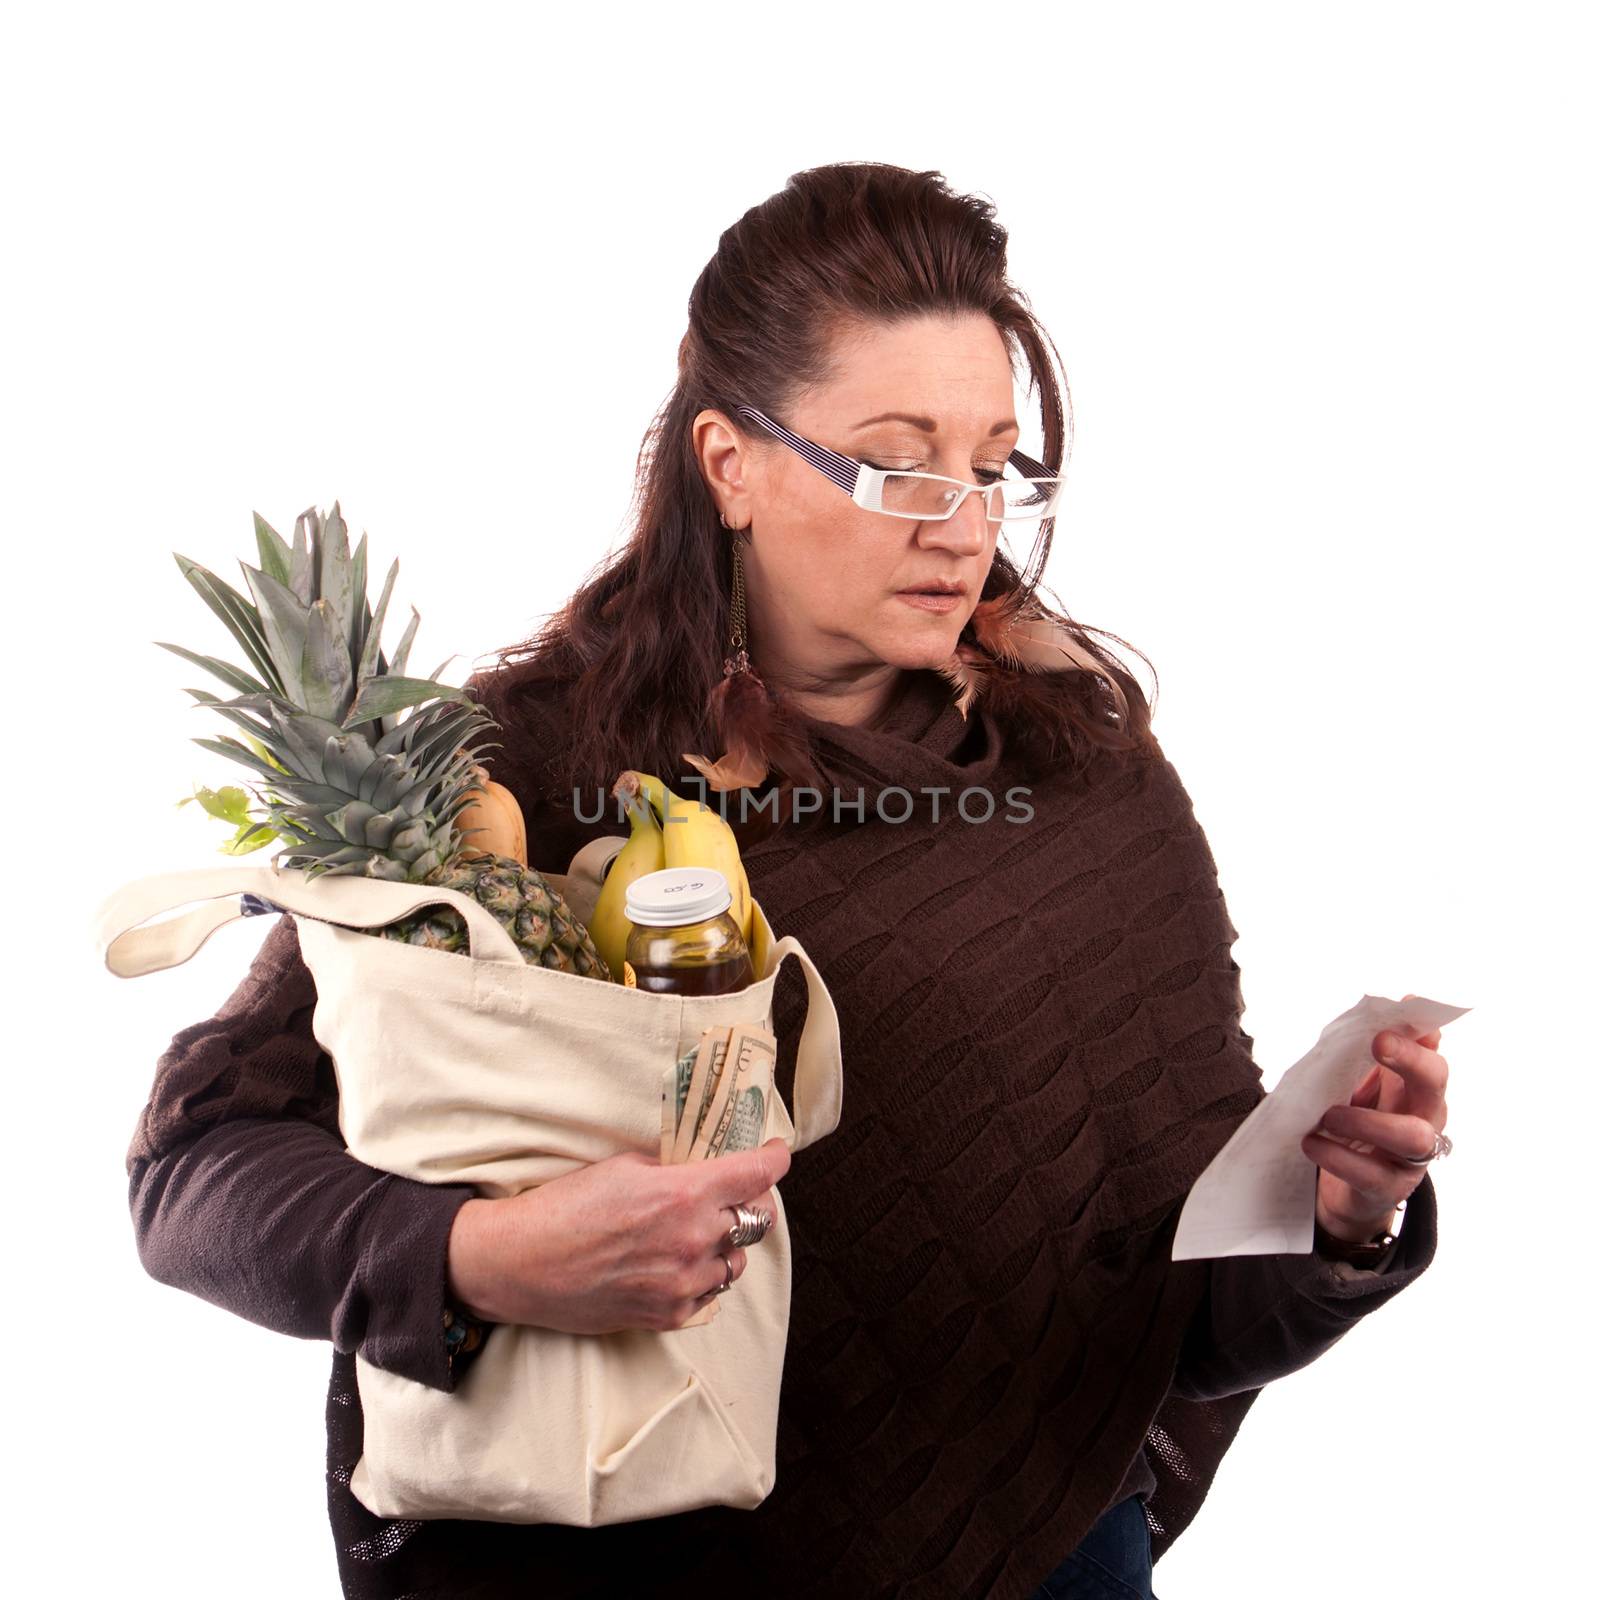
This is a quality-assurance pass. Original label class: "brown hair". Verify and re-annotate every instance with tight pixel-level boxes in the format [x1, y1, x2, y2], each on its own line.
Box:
[469, 160, 1159, 818]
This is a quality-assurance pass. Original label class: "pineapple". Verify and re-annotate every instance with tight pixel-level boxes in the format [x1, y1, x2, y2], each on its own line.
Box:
[160, 500, 609, 977]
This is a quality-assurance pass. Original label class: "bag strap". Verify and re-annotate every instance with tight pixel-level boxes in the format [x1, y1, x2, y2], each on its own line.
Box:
[93, 860, 528, 975]
[764, 934, 843, 1153]
[566, 834, 627, 892]
[549, 835, 628, 933]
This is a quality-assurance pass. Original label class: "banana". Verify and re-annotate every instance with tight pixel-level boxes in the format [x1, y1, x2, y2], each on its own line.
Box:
[587, 783, 667, 981]
[616, 770, 753, 950]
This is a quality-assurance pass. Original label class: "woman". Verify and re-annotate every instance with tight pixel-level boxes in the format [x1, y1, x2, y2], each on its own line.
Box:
[127, 161, 1448, 1600]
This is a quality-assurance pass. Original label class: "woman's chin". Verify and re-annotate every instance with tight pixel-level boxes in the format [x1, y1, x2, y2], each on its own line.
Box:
[871, 621, 968, 670]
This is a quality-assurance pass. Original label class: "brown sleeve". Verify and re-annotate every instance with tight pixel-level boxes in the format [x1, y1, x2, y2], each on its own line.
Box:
[1170, 1168, 1438, 1403]
[123, 914, 343, 1174]
[125, 914, 486, 1392]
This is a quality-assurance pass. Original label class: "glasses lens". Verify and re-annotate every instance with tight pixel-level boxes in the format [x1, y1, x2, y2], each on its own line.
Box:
[997, 477, 1061, 519]
[879, 473, 967, 517]
[878, 473, 1061, 521]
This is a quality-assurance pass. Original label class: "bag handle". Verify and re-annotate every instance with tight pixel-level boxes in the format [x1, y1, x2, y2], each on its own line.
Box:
[94, 851, 845, 1151]
[763, 933, 843, 1153]
[93, 860, 528, 976]
[94, 835, 646, 978]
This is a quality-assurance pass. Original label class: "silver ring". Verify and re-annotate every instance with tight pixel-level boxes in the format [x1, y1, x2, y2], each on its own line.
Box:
[1402, 1129, 1453, 1166]
[714, 1253, 735, 1294]
[726, 1203, 774, 1249]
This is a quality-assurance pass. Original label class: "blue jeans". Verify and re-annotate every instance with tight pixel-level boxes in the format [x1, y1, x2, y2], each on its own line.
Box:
[1028, 1493, 1157, 1599]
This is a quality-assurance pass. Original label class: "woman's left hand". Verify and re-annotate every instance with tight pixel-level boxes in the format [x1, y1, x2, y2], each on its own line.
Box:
[1301, 994, 1450, 1243]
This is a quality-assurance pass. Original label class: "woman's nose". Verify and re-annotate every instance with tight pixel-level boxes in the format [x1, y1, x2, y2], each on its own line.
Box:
[919, 489, 991, 554]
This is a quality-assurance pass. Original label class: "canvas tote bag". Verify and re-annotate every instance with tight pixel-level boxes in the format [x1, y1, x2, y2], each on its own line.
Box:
[95, 834, 844, 1525]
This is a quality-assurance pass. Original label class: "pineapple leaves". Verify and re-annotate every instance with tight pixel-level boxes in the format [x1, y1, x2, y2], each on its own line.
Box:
[400, 703, 490, 775]
[325, 797, 380, 843]
[182, 690, 274, 745]
[240, 562, 312, 706]
[366, 756, 411, 814]
[155, 640, 268, 698]
[357, 558, 399, 683]
[244, 733, 290, 773]
[303, 598, 355, 722]
[253, 513, 294, 590]
[320, 730, 378, 795]
[347, 531, 369, 675]
[390, 605, 420, 678]
[288, 509, 315, 605]
[357, 750, 403, 806]
[271, 835, 364, 862]
[269, 703, 346, 784]
[246, 772, 363, 811]
[193, 735, 298, 782]
[172, 553, 283, 694]
[171, 501, 518, 886]
[316, 502, 357, 659]
[341, 674, 470, 729]
[204, 690, 290, 713]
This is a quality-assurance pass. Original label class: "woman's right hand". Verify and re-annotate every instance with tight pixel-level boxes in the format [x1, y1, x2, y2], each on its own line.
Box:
[446, 1136, 792, 1334]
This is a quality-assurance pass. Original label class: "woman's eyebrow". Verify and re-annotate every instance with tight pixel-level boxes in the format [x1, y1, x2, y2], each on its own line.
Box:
[851, 411, 1019, 436]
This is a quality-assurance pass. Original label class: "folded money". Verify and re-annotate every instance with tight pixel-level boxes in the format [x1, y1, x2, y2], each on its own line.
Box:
[659, 1021, 779, 1328]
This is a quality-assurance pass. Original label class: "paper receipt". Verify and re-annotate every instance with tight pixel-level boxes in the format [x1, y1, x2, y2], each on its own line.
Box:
[1170, 992, 1470, 1260]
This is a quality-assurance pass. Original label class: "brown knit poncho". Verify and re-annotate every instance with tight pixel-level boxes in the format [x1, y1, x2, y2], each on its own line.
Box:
[125, 665, 1437, 1600]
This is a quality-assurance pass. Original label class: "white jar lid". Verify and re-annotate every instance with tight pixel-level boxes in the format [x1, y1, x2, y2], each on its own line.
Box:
[623, 866, 733, 927]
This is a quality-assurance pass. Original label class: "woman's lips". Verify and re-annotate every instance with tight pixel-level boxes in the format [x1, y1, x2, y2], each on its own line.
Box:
[896, 591, 963, 612]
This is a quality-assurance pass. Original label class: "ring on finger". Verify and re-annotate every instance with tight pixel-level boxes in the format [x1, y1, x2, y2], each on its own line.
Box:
[1401, 1128, 1453, 1167]
[714, 1252, 735, 1294]
[726, 1203, 774, 1249]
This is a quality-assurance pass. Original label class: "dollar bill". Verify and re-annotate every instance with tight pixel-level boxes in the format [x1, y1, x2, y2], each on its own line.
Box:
[662, 1040, 702, 1164]
[687, 1023, 775, 1163]
[670, 1022, 778, 1328]
[670, 1028, 729, 1166]
[663, 1023, 777, 1165]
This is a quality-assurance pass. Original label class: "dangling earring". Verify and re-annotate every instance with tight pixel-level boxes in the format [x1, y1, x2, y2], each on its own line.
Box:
[718, 511, 754, 678]
[683, 513, 828, 801]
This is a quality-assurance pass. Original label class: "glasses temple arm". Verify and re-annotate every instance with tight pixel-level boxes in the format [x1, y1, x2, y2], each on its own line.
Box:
[1007, 445, 1059, 478]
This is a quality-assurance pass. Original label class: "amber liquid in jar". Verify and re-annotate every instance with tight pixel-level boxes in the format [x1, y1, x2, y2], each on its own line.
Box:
[624, 918, 755, 995]
[626, 950, 755, 995]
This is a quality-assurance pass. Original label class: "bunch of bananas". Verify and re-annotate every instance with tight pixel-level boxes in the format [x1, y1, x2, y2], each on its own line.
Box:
[588, 771, 755, 982]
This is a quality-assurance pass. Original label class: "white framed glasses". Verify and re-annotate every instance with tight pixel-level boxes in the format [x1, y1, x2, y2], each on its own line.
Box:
[733, 404, 1066, 525]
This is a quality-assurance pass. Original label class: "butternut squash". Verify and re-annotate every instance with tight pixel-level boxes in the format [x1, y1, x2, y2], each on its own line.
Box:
[454, 760, 529, 867]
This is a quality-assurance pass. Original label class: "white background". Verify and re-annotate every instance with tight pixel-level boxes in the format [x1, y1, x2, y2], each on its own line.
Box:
[7, 3, 1593, 1595]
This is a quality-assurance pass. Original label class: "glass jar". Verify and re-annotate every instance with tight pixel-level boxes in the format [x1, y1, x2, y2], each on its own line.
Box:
[622, 867, 755, 996]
